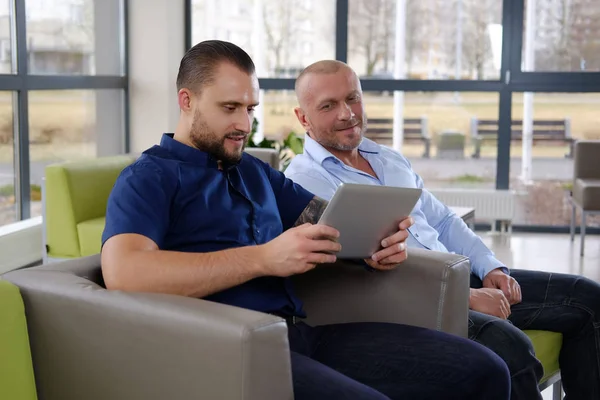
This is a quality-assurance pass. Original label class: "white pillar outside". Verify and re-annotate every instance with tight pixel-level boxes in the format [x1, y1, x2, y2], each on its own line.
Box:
[521, 0, 536, 184]
[392, 0, 407, 153]
[252, 0, 265, 143]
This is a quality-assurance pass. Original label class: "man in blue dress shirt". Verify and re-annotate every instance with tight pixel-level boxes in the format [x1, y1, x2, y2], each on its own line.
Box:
[100, 41, 511, 400]
[284, 59, 600, 400]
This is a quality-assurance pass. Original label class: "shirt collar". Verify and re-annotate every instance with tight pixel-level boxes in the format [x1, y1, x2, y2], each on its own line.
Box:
[160, 133, 238, 169]
[303, 133, 380, 166]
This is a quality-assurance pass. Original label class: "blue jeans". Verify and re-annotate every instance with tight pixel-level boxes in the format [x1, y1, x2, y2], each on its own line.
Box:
[288, 321, 510, 400]
[470, 270, 600, 400]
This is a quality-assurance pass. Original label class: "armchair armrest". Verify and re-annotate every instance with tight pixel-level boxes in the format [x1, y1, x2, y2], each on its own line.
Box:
[292, 248, 470, 337]
[3, 264, 293, 400]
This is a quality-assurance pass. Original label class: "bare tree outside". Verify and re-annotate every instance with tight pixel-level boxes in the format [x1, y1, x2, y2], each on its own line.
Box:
[263, 0, 313, 77]
[348, 0, 395, 76]
[533, 0, 600, 72]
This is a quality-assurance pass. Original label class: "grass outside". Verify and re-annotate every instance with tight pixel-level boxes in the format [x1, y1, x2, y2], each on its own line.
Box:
[0, 91, 597, 163]
[262, 92, 600, 144]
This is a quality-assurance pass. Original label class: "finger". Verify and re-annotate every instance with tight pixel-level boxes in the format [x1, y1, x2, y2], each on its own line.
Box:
[501, 297, 511, 319]
[398, 216, 415, 230]
[381, 229, 409, 248]
[306, 252, 337, 265]
[371, 241, 407, 263]
[306, 239, 342, 254]
[375, 250, 408, 267]
[512, 281, 522, 304]
[500, 279, 512, 301]
[305, 224, 340, 240]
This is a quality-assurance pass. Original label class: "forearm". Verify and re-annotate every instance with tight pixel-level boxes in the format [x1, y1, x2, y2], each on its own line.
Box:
[436, 214, 506, 279]
[102, 245, 266, 298]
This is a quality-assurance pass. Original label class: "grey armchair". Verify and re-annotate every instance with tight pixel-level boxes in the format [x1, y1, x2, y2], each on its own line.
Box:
[570, 140, 600, 256]
[3, 249, 470, 400]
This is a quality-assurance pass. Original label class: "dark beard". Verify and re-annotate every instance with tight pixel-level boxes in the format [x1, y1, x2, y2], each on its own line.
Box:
[189, 112, 247, 165]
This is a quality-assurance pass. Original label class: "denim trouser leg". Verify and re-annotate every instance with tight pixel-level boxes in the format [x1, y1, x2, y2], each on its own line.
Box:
[470, 270, 600, 400]
[289, 321, 511, 400]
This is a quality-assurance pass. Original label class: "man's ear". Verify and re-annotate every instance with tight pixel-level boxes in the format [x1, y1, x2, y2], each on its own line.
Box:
[294, 107, 310, 131]
[178, 88, 193, 112]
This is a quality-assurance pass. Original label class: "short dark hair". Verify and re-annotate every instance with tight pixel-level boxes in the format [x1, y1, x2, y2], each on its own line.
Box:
[176, 40, 255, 93]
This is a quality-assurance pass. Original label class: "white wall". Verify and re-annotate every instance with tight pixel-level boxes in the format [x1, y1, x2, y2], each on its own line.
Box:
[128, 0, 185, 153]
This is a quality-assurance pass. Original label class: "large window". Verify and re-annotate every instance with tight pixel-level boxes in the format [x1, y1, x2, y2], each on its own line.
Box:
[188, 0, 600, 233]
[0, 91, 14, 225]
[349, 0, 503, 80]
[190, 0, 336, 78]
[511, 93, 600, 227]
[523, 0, 600, 72]
[0, 0, 127, 227]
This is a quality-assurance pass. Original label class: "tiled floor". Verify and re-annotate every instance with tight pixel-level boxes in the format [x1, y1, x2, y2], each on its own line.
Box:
[477, 232, 600, 400]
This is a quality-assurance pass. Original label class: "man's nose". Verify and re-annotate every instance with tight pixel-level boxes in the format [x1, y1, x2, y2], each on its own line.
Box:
[233, 112, 252, 133]
[338, 103, 355, 120]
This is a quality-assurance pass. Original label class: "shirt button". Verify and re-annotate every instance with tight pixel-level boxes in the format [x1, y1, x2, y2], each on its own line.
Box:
[415, 233, 419, 238]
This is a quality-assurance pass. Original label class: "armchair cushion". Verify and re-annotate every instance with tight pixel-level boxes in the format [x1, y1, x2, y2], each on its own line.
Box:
[573, 178, 600, 211]
[523, 330, 562, 384]
[76, 217, 107, 257]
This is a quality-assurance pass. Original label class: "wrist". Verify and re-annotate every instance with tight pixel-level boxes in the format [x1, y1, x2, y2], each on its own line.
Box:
[248, 244, 270, 277]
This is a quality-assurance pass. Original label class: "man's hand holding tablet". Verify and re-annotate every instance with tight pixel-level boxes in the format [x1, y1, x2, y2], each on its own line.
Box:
[364, 216, 414, 270]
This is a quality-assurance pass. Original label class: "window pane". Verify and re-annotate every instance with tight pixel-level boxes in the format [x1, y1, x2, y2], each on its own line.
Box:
[26, 0, 124, 75]
[349, 0, 503, 80]
[190, 0, 336, 77]
[0, 92, 15, 226]
[0, 0, 13, 74]
[262, 90, 303, 138]
[362, 92, 500, 191]
[511, 93, 600, 227]
[524, 0, 600, 72]
[28, 89, 125, 218]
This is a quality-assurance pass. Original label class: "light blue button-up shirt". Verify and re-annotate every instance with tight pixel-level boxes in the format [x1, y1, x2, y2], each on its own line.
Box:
[284, 134, 507, 280]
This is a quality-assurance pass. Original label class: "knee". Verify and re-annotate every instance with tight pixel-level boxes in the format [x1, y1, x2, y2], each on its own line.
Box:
[572, 276, 600, 320]
[473, 319, 543, 378]
[467, 341, 511, 398]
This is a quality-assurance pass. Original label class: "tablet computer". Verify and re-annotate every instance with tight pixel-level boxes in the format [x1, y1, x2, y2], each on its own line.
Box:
[317, 183, 422, 259]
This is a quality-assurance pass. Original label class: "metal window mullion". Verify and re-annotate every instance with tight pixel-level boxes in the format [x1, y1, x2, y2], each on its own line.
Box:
[13, 0, 30, 220]
[335, 0, 348, 62]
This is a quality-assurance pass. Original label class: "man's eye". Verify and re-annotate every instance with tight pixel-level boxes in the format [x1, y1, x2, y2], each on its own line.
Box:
[224, 106, 235, 111]
[248, 107, 256, 113]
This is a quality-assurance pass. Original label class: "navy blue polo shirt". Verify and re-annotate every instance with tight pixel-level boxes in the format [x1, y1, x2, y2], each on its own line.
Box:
[102, 133, 315, 317]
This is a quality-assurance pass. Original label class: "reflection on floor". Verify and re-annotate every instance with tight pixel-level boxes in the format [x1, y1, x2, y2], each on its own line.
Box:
[478, 232, 600, 400]
[480, 232, 600, 280]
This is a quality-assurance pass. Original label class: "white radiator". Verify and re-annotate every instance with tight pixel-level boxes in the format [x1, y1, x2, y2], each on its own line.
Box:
[428, 188, 516, 232]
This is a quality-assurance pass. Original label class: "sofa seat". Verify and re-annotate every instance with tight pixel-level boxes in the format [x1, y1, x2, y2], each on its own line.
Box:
[524, 330, 562, 384]
[77, 217, 106, 256]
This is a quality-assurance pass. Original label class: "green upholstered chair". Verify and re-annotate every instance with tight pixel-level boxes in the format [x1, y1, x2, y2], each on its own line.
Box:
[43, 155, 137, 262]
[524, 330, 563, 399]
[0, 280, 37, 400]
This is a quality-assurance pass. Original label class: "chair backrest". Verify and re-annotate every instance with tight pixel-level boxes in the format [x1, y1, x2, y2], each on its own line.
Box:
[245, 148, 280, 169]
[574, 140, 600, 180]
[44, 155, 137, 259]
[0, 280, 38, 400]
